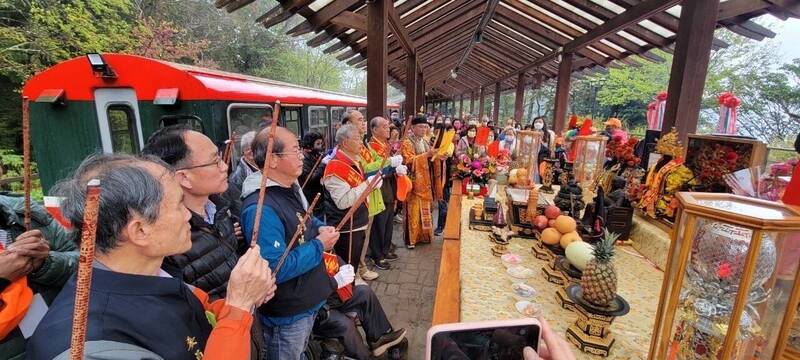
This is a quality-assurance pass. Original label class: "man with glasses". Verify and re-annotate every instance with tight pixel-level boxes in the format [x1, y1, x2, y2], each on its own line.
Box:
[143, 125, 245, 300]
[240, 126, 346, 360]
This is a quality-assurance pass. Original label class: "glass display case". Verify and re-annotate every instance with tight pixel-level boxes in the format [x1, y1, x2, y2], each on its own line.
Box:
[648, 192, 800, 359]
[572, 135, 607, 187]
[515, 130, 543, 184]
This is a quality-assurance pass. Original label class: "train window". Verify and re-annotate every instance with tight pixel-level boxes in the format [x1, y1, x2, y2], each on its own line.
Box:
[282, 107, 300, 136]
[107, 105, 139, 154]
[308, 106, 329, 144]
[226, 103, 273, 163]
[159, 115, 205, 133]
[331, 107, 345, 124]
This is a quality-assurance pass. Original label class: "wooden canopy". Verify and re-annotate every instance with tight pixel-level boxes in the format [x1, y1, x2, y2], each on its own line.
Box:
[217, 0, 799, 137]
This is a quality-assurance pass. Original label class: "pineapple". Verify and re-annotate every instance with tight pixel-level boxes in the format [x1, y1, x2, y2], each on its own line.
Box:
[580, 229, 620, 307]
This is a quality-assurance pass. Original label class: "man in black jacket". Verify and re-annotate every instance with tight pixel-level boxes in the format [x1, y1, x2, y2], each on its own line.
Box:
[143, 125, 244, 300]
[299, 132, 325, 219]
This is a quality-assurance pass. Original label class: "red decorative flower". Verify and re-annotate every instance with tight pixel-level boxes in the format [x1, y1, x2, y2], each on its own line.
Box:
[718, 262, 732, 279]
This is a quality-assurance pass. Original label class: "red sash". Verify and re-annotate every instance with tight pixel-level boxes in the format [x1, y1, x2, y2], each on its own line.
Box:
[368, 138, 390, 159]
[323, 152, 364, 187]
[323, 252, 352, 301]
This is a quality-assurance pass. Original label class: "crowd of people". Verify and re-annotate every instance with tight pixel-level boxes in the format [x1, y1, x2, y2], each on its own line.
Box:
[0, 107, 580, 360]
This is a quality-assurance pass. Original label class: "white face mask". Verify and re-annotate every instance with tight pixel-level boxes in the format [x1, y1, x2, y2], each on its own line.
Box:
[506, 136, 515, 143]
[488, 136, 495, 142]
[524, 137, 533, 144]
[534, 122, 544, 130]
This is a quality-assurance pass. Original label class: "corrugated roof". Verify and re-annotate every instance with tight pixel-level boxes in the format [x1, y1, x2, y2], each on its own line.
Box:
[217, 0, 799, 98]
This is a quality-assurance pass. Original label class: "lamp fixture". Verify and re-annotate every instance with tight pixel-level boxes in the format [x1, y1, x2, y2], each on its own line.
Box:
[86, 53, 116, 78]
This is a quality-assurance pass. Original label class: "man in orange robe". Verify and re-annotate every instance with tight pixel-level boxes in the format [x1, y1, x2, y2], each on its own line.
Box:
[401, 115, 438, 248]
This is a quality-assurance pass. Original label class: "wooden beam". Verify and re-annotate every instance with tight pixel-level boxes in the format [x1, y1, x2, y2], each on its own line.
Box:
[553, 53, 573, 135]
[564, 0, 680, 53]
[514, 73, 526, 123]
[405, 53, 417, 117]
[492, 81, 501, 122]
[432, 181, 462, 325]
[330, 11, 366, 32]
[367, 0, 388, 120]
[453, 0, 500, 74]
[661, 0, 721, 142]
[388, 5, 415, 56]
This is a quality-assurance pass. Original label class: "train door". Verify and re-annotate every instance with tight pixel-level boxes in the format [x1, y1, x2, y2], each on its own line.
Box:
[330, 106, 345, 148]
[93, 88, 144, 154]
[308, 106, 330, 147]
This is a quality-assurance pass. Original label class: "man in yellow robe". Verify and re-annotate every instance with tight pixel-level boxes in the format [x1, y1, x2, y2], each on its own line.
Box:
[401, 115, 438, 248]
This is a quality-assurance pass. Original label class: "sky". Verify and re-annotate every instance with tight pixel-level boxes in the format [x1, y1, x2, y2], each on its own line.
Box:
[773, 17, 800, 63]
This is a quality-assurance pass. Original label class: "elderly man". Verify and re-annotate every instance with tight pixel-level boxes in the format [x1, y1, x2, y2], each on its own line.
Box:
[322, 123, 382, 273]
[27, 153, 274, 359]
[367, 116, 407, 269]
[340, 110, 396, 280]
[240, 126, 349, 360]
[0, 193, 75, 360]
[143, 125, 243, 300]
[401, 115, 438, 248]
[225, 130, 258, 216]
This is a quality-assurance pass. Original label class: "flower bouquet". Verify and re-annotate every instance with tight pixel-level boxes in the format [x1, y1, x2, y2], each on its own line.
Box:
[694, 143, 739, 190]
[455, 148, 496, 195]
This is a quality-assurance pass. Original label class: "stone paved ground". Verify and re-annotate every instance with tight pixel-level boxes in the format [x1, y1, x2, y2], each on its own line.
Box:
[367, 213, 443, 360]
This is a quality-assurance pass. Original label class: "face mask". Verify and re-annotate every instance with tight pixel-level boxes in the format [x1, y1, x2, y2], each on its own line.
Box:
[506, 136, 515, 143]
[488, 135, 495, 142]
[534, 122, 544, 130]
[524, 137, 533, 144]
[468, 131, 476, 138]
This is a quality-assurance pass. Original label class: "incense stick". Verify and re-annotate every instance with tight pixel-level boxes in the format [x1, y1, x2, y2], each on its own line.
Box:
[301, 155, 323, 190]
[69, 179, 102, 360]
[22, 97, 31, 230]
[273, 193, 321, 276]
[250, 101, 282, 247]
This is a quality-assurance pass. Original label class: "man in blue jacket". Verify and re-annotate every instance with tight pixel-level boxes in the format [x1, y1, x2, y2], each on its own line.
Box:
[241, 126, 350, 360]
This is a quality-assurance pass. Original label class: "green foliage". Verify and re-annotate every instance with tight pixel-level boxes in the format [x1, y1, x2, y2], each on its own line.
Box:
[0, 149, 43, 200]
[254, 45, 346, 92]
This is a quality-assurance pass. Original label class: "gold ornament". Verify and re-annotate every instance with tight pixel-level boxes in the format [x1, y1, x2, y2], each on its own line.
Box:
[186, 336, 197, 351]
[654, 128, 685, 157]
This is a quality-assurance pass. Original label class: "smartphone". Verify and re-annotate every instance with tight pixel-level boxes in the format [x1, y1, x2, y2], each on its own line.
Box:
[425, 318, 542, 360]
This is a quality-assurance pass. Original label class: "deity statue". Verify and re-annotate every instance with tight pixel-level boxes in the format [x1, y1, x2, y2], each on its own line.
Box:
[637, 128, 696, 220]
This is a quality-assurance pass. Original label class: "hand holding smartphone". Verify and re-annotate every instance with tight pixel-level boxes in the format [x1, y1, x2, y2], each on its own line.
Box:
[426, 318, 542, 360]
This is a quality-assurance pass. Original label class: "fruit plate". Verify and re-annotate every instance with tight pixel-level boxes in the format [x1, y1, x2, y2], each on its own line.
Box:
[507, 265, 535, 279]
[511, 282, 536, 299]
[515, 301, 543, 318]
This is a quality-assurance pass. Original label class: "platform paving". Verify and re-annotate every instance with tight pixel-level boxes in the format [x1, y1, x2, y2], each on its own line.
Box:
[367, 213, 443, 360]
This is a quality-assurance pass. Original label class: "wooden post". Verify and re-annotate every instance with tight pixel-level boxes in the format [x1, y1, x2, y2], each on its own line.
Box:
[416, 72, 424, 113]
[367, 0, 388, 120]
[553, 53, 574, 135]
[405, 54, 416, 118]
[478, 86, 486, 119]
[492, 81, 501, 123]
[514, 73, 526, 124]
[470, 91, 475, 116]
[459, 94, 464, 118]
[661, 0, 721, 141]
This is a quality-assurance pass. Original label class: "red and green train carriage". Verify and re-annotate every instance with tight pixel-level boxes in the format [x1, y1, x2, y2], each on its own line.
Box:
[22, 53, 399, 192]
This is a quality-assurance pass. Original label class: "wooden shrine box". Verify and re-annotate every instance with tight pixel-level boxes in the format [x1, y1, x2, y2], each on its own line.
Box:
[505, 187, 548, 238]
[648, 192, 800, 360]
[684, 134, 767, 192]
